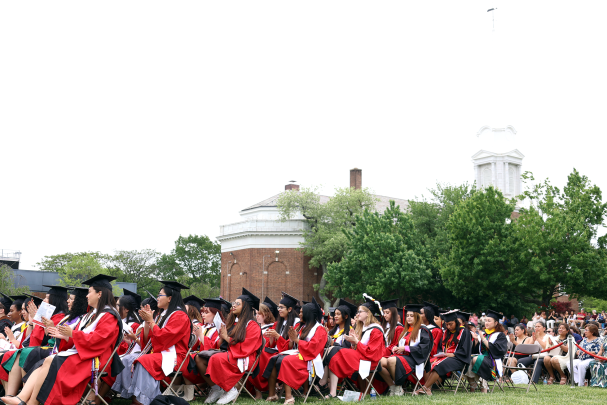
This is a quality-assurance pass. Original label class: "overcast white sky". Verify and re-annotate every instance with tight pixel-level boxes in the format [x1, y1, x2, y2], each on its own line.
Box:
[2, 1, 606, 269]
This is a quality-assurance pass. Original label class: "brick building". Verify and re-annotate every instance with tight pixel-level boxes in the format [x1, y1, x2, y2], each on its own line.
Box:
[217, 169, 408, 305]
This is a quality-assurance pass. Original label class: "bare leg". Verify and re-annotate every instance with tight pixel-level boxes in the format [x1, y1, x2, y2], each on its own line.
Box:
[328, 371, 339, 397]
[544, 356, 555, 381]
[377, 358, 394, 386]
[1, 364, 45, 405]
[6, 353, 23, 396]
[195, 356, 215, 387]
[318, 366, 329, 386]
[267, 366, 278, 398]
[26, 356, 55, 405]
[284, 385, 293, 401]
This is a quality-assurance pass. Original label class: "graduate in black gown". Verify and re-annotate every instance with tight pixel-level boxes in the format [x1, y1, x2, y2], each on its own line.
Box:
[415, 310, 472, 396]
[464, 309, 508, 392]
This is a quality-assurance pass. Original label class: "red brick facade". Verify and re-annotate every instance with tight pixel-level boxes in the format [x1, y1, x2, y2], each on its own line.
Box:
[220, 248, 322, 304]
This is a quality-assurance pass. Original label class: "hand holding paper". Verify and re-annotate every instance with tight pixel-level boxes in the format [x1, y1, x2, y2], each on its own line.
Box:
[33, 302, 56, 328]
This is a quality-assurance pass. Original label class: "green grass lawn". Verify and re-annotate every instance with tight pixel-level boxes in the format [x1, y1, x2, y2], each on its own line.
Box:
[113, 384, 607, 405]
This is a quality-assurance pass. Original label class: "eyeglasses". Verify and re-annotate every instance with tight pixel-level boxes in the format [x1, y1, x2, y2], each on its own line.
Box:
[356, 310, 364, 314]
[157, 294, 167, 298]
[277, 305, 287, 310]
[232, 302, 242, 307]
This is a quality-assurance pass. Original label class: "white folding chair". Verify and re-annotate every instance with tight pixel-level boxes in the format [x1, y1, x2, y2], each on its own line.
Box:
[501, 343, 542, 393]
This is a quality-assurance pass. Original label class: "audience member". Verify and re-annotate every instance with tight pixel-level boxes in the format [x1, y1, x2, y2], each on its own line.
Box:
[572, 324, 601, 387]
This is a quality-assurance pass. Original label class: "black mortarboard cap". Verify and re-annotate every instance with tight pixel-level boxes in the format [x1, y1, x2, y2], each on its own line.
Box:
[0, 292, 13, 307]
[263, 296, 279, 319]
[404, 304, 424, 314]
[442, 310, 459, 323]
[381, 299, 399, 310]
[280, 292, 299, 308]
[486, 309, 502, 321]
[160, 280, 189, 293]
[123, 289, 142, 307]
[311, 297, 323, 323]
[329, 307, 336, 316]
[238, 288, 260, 311]
[144, 289, 158, 302]
[219, 297, 231, 312]
[456, 310, 471, 322]
[82, 274, 117, 290]
[362, 294, 382, 317]
[204, 298, 223, 311]
[72, 287, 89, 298]
[183, 295, 205, 311]
[423, 301, 440, 314]
[43, 285, 70, 296]
[25, 293, 43, 307]
[337, 299, 358, 317]
[9, 295, 28, 304]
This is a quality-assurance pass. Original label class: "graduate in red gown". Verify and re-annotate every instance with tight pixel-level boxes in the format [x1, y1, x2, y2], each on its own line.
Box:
[265, 298, 327, 404]
[114, 280, 191, 405]
[325, 294, 385, 398]
[377, 304, 433, 396]
[380, 299, 405, 357]
[200, 288, 262, 405]
[248, 296, 278, 399]
[0, 274, 122, 405]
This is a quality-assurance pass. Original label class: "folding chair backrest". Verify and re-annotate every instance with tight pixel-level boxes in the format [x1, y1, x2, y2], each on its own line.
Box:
[514, 343, 541, 355]
[188, 333, 197, 349]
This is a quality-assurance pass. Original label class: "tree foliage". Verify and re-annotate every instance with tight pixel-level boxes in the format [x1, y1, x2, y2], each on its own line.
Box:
[277, 186, 378, 309]
[0, 265, 31, 295]
[109, 249, 161, 294]
[57, 253, 122, 296]
[325, 201, 430, 304]
[36, 251, 112, 271]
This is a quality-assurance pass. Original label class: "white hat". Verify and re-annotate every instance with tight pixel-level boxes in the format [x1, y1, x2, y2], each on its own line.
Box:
[482, 312, 486, 316]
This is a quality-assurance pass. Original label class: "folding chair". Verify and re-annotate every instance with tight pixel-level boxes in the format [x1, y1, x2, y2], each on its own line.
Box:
[440, 364, 469, 394]
[405, 338, 435, 395]
[231, 336, 266, 403]
[302, 336, 332, 403]
[336, 362, 381, 398]
[162, 333, 198, 397]
[80, 334, 124, 405]
[501, 343, 542, 393]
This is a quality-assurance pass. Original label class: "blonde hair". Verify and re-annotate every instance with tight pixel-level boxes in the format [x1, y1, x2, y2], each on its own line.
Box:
[354, 306, 380, 339]
[397, 311, 422, 343]
[258, 303, 276, 324]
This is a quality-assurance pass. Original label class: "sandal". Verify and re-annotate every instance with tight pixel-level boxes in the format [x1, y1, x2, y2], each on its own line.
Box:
[283, 398, 295, 405]
[547, 377, 555, 385]
[325, 394, 337, 399]
[560, 376, 568, 385]
[13, 397, 27, 405]
[266, 395, 279, 402]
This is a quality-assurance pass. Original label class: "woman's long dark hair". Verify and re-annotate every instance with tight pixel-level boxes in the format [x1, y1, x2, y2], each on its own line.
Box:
[119, 295, 142, 324]
[299, 305, 318, 341]
[277, 305, 298, 339]
[329, 308, 351, 337]
[91, 286, 117, 322]
[225, 300, 255, 345]
[49, 293, 69, 316]
[442, 321, 461, 348]
[157, 286, 187, 328]
[381, 307, 399, 345]
[68, 294, 89, 322]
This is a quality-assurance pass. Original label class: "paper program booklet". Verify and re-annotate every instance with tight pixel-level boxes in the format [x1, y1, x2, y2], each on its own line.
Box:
[32, 302, 56, 327]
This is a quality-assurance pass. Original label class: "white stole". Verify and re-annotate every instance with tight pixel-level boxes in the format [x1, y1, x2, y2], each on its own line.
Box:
[237, 320, 255, 373]
[488, 332, 503, 377]
[359, 323, 383, 379]
[159, 310, 181, 376]
[303, 322, 324, 380]
[398, 330, 424, 380]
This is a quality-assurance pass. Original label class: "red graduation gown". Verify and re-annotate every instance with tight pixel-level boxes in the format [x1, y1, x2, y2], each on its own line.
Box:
[41, 312, 120, 405]
[180, 326, 219, 384]
[277, 325, 327, 389]
[329, 328, 384, 379]
[428, 325, 443, 358]
[206, 320, 262, 391]
[29, 313, 66, 347]
[384, 325, 405, 357]
[249, 323, 279, 392]
[134, 311, 191, 381]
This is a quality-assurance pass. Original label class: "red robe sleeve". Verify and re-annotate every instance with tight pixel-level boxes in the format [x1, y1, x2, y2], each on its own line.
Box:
[430, 327, 443, 357]
[298, 327, 327, 361]
[202, 329, 219, 350]
[149, 311, 190, 353]
[30, 313, 66, 347]
[228, 321, 261, 359]
[356, 328, 384, 363]
[276, 335, 291, 352]
[72, 313, 119, 361]
[386, 325, 404, 354]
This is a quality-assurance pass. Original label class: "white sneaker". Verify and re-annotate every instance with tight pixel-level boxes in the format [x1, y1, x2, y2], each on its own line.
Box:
[394, 386, 404, 396]
[388, 385, 396, 396]
[216, 387, 239, 404]
[205, 385, 225, 404]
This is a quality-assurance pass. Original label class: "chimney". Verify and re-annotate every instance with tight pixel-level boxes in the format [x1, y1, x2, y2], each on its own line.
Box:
[285, 180, 299, 191]
[350, 168, 362, 190]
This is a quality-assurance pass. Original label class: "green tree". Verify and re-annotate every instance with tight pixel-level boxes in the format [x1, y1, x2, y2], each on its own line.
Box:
[156, 235, 221, 293]
[277, 187, 378, 309]
[36, 251, 112, 271]
[57, 253, 122, 296]
[325, 201, 431, 304]
[440, 186, 527, 315]
[0, 265, 31, 295]
[408, 182, 476, 308]
[512, 169, 607, 307]
[108, 249, 160, 295]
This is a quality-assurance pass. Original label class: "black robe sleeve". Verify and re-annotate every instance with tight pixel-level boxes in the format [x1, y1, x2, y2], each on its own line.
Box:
[454, 327, 473, 364]
[409, 327, 432, 366]
[486, 332, 508, 359]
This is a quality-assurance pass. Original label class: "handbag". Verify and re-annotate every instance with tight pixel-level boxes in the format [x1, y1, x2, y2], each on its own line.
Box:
[150, 395, 190, 405]
[197, 349, 224, 360]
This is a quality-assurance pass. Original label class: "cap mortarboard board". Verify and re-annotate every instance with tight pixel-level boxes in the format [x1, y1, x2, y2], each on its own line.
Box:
[9, 295, 28, 304]
[183, 295, 205, 311]
[203, 298, 223, 311]
[159, 281, 189, 293]
[0, 292, 13, 307]
[219, 297, 231, 312]
[362, 293, 382, 317]
[280, 292, 299, 308]
[25, 293, 43, 307]
[302, 300, 310, 305]
[82, 274, 117, 290]
[404, 304, 424, 314]
[144, 289, 158, 302]
[238, 288, 260, 311]
[123, 289, 142, 307]
[456, 310, 471, 322]
[43, 285, 70, 296]
[423, 301, 440, 314]
[328, 307, 336, 317]
[262, 296, 279, 319]
[485, 309, 502, 321]
[442, 309, 460, 323]
[71, 287, 89, 298]
[337, 299, 358, 317]
[380, 298, 399, 310]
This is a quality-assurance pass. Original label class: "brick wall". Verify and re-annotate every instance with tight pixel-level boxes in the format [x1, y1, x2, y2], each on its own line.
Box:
[221, 248, 322, 304]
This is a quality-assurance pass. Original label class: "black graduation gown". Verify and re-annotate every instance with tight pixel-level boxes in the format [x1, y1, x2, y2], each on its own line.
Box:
[431, 327, 472, 378]
[393, 326, 433, 384]
[470, 331, 508, 381]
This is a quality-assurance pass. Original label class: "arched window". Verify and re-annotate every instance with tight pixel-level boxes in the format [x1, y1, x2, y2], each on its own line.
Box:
[482, 166, 492, 188]
[509, 166, 516, 194]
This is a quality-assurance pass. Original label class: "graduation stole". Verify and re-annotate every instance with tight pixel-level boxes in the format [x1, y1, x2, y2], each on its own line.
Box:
[331, 328, 345, 339]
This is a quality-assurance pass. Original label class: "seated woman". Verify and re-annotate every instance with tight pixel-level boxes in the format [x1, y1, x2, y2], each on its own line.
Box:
[517, 320, 555, 384]
[1, 286, 71, 398]
[114, 281, 191, 405]
[184, 295, 205, 327]
[416, 310, 472, 396]
[589, 330, 607, 388]
[465, 309, 508, 393]
[200, 288, 262, 404]
[323, 294, 385, 399]
[377, 304, 432, 396]
[505, 324, 530, 372]
[545, 323, 572, 385]
[181, 297, 226, 401]
[248, 296, 278, 399]
[572, 324, 601, 387]
[380, 299, 404, 357]
[318, 299, 356, 387]
[265, 298, 327, 404]
[1, 274, 121, 405]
